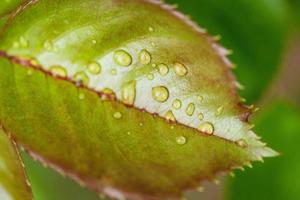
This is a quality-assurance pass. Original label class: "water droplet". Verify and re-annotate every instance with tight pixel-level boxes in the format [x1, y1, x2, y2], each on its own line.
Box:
[198, 122, 214, 135]
[151, 63, 157, 68]
[78, 92, 85, 100]
[113, 112, 122, 119]
[196, 186, 204, 192]
[121, 80, 136, 106]
[197, 95, 204, 102]
[19, 36, 29, 47]
[147, 73, 154, 80]
[215, 106, 224, 116]
[172, 99, 182, 110]
[87, 62, 101, 75]
[165, 110, 176, 122]
[236, 139, 247, 148]
[152, 86, 169, 102]
[157, 64, 169, 76]
[170, 125, 175, 130]
[49, 66, 67, 77]
[44, 40, 53, 50]
[113, 50, 132, 67]
[148, 27, 154, 32]
[111, 69, 117, 75]
[74, 72, 89, 85]
[127, 131, 131, 135]
[174, 62, 188, 76]
[92, 39, 97, 44]
[139, 49, 151, 65]
[185, 103, 195, 116]
[139, 123, 143, 126]
[176, 136, 186, 145]
[198, 113, 204, 120]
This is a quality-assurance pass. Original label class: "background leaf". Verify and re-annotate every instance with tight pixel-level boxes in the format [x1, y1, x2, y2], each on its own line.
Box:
[167, 0, 292, 103]
[226, 101, 300, 200]
[0, 128, 32, 200]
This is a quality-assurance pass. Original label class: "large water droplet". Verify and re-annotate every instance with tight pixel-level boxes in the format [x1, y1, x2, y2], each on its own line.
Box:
[139, 49, 151, 65]
[152, 86, 169, 102]
[176, 136, 187, 145]
[165, 110, 176, 122]
[113, 50, 132, 67]
[88, 62, 101, 75]
[174, 62, 188, 76]
[198, 122, 214, 135]
[74, 72, 89, 85]
[185, 103, 195, 116]
[172, 99, 182, 110]
[49, 66, 67, 77]
[157, 64, 169, 76]
[113, 112, 122, 119]
[121, 80, 136, 106]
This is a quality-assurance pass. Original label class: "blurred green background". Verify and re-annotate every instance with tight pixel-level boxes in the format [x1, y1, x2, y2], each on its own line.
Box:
[11, 0, 299, 199]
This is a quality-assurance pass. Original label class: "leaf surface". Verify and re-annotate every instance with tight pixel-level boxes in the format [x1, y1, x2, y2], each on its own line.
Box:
[0, 0, 276, 199]
[0, 128, 32, 200]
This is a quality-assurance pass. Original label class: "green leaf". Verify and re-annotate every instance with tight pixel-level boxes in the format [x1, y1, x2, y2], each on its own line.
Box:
[0, 128, 32, 200]
[167, 0, 292, 102]
[0, 0, 276, 199]
[0, 0, 25, 17]
[226, 101, 300, 200]
[21, 152, 101, 200]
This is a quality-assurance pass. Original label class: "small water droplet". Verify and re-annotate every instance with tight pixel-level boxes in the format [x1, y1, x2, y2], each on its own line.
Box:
[151, 63, 157, 68]
[49, 66, 67, 77]
[44, 40, 53, 50]
[165, 110, 176, 122]
[215, 106, 224, 116]
[147, 73, 154, 80]
[174, 62, 188, 76]
[152, 86, 169, 102]
[196, 186, 204, 192]
[87, 62, 101, 75]
[113, 112, 122, 119]
[19, 36, 29, 47]
[74, 72, 89, 85]
[198, 122, 214, 135]
[176, 136, 186, 145]
[185, 103, 195, 116]
[172, 99, 182, 110]
[198, 113, 204, 120]
[236, 139, 247, 148]
[157, 64, 169, 76]
[111, 69, 117, 75]
[92, 39, 97, 44]
[139, 49, 151, 65]
[170, 125, 175, 130]
[127, 131, 131, 135]
[113, 50, 132, 67]
[139, 122, 143, 126]
[78, 92, 85, 100]
[148, 27, 154, 32]
[121, 80, 136, 106]
[197, 96, 204, 102]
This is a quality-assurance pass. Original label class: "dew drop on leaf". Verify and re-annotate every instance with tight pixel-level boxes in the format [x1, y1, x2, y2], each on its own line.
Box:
[74, 71, 89, 85]
[148, 26, 154, 32]
[113, 50, 132, 67]
[113, 112, 122, 119]
[165, 110, 176, 122]
[185, 103, 195, 116]
[152, 86, 169, 102]
[176, 136, 187, 145]
[121, 80, 136, 106]
[198, 113, 204, 120]
[174, 62, 188, 76]
[172, 99, 182, 110]
[49, 66, 68, 77]
[157, 64, 169, 76]
[87, 62, 101, 75]
[138, 49, 151, 65]
[147, 73, 154, 80]
[198, 122, 214, 135]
